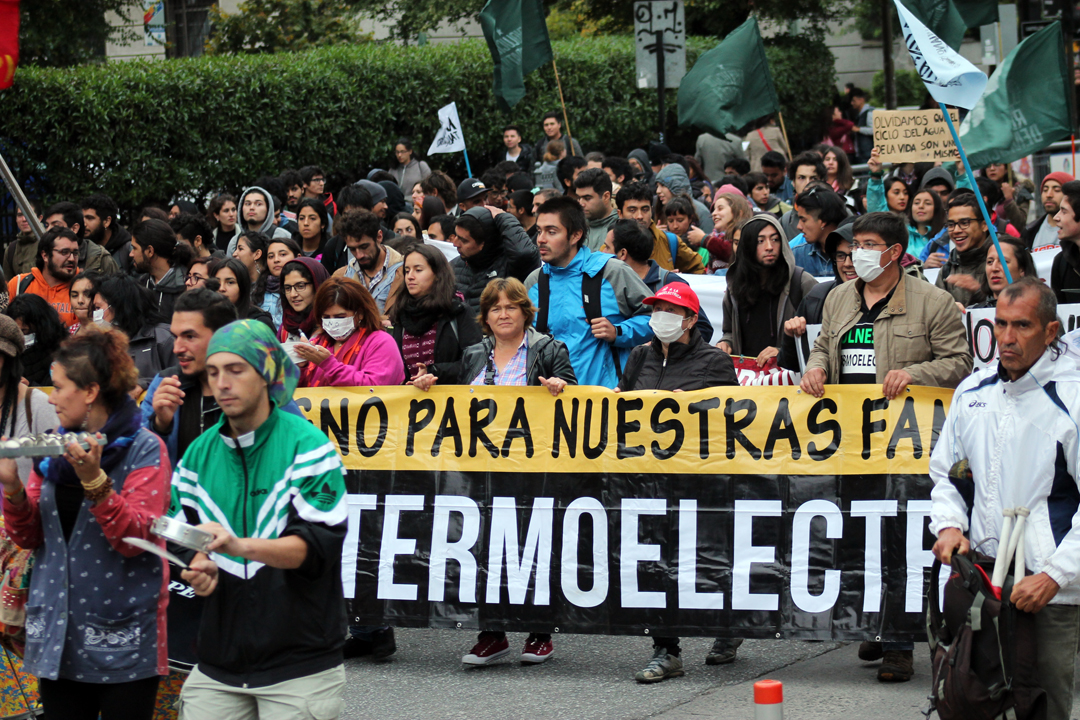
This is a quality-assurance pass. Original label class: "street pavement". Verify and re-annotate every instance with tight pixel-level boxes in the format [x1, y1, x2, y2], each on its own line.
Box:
[342, 631, 1080, 719]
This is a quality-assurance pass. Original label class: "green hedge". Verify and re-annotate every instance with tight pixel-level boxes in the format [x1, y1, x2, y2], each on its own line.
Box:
[0, 35, 835, 215]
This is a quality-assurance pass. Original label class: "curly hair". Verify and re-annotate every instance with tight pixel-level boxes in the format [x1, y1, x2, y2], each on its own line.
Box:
[53, 327, 139, 412]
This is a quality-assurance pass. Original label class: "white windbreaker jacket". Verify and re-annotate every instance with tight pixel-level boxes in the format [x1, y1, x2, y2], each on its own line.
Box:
[930, 348, 1080, 605]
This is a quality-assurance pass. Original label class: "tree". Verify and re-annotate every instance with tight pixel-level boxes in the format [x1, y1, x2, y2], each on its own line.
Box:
[19, 0, 141, 67]
[206, 0, 372, 55]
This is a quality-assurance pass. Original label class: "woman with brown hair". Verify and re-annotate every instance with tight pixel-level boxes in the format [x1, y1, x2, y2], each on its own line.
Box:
[293, 277, 406, 387]
[704, 191, 754, 274]
[0, 327, 171, 720]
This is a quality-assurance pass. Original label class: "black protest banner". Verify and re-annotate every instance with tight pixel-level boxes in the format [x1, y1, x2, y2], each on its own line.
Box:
[295, 385, 952, 640]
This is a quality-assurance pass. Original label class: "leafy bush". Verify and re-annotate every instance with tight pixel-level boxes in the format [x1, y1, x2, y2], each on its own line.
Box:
[0, 35, 835, 216]
[870, 69, 928, 108]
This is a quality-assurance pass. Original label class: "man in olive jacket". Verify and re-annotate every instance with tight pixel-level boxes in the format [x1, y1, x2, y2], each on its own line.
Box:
[800, 212, 972, 682]
[802, 212, 972, 398]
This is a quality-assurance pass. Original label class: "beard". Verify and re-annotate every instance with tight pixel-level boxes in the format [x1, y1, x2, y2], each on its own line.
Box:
[48, 256, 77, 281]
[87, 223, 107, 246]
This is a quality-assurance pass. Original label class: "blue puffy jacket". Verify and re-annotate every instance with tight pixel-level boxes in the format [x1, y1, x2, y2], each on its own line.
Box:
[525, 248, 653, 388]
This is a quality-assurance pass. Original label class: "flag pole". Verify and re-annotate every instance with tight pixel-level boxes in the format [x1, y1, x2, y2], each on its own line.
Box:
[777, 111, 793, 159]
[1072, 134, 1076, 175]
[0, 150, 43, 240]
[552, 60, 576, 157]
[463, 149, 473, 178]
[938, 102, 1013, 284]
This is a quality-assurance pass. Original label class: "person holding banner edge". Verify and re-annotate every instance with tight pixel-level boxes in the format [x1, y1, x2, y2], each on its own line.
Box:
[611, 281, 739, 682]
[801, 211, 971, 680]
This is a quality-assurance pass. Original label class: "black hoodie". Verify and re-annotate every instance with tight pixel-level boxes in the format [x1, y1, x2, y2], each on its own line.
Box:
[450, 208, 540, 315]
[104, 224, 133, 274]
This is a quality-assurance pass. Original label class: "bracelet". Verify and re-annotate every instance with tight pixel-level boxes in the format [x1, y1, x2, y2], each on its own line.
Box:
[3, 487, 24, 504]
[82, 472, 113, 504]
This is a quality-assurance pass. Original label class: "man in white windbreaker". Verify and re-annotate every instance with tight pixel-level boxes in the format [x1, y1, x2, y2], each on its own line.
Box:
[930, 277, 1080, 720]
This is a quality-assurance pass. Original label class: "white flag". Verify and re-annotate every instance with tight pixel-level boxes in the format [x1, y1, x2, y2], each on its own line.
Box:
[893, 0, 987, 110]
[428, 102, 467, 155]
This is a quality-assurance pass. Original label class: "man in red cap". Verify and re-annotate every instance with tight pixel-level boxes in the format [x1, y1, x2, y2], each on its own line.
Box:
[1023, 171, 1074, 249]
[615, 282, 739, 683]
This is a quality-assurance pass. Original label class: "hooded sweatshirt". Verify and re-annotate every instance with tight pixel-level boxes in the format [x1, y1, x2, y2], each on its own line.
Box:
[628, 149, 654, 185]
[450, 208, 540, 315]
[3, 232, 38, 279]
[103, 223, 133, 274]
[654, 164, 714, 234]
[228, 187, 291, 256]
[720, 214, 818, 355]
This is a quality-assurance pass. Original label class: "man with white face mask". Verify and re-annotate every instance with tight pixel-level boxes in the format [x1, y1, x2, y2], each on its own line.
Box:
[802, 211, 971, 402]
[801, 212, 971, 681]
[614, 283, 738, 684]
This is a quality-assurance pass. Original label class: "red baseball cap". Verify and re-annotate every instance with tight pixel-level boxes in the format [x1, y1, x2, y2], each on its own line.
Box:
[643, 282, 699, 314]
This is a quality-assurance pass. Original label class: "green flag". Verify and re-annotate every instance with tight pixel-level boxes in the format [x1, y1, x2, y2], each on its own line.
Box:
[898, 0, 966, 50]
[959, 22, 1074, 168]
[677, 18, 779, 138]
[954, 0, 998, 28]
[479, 0, 553, 112]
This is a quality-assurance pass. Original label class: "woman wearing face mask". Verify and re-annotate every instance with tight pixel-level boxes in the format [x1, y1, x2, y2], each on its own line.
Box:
[292, 277, 405, 387]
[5, 295, 67, 386]
[615, 283, 738, 684]
[92, 274, 176, 390]
[968, 236, 1036, 308]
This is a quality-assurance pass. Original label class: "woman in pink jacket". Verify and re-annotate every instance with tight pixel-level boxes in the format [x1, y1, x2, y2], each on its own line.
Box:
[292, 277, 406, 387]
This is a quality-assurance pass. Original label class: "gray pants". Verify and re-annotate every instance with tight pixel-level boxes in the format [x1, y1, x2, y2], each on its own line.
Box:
[1035, 603, 1080, 720]
[179, 664, 345, 720]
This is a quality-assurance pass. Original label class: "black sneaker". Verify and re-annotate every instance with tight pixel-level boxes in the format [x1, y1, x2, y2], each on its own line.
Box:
[878, 650, 913, 682]
[371, 627, 397, 660]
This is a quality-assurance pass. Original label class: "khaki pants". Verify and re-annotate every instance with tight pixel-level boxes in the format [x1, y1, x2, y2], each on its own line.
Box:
[179, 664, 345, 720]
[1035, 604, 1080, 720]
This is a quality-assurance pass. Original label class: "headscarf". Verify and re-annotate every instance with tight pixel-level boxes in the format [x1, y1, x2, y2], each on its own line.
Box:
[37, 396, 142, 487]
[655, 163, 692, 196]
[207, 319, 299, 408]
[379, 181, 407, 217]
[279, 256, 329, 338]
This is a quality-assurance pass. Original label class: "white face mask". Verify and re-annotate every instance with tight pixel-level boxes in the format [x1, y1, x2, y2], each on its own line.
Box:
[852, 247, 892, 283]
[322, 317, 355, 340]
[92, 308, 105, 324]
[649, 311, 687, 344]
[22, 333, 35, 349]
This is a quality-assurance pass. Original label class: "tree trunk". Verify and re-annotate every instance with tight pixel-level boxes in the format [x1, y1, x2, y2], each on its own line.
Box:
[882, 0, 897, 109]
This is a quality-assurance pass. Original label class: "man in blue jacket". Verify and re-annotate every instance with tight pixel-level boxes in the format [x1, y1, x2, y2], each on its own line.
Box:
[525, 196, 652, 388]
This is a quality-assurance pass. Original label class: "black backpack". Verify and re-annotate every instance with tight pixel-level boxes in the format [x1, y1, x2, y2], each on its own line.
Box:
[535, 260, 622, 379]
[926, 552, 1046, 720]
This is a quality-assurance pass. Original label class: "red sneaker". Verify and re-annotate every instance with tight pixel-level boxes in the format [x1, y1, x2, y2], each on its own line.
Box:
[462, 634, 510, 665]
[521, 637, 554, 664]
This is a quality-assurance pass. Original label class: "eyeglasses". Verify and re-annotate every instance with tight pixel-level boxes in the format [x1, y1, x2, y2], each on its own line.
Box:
[310, 177, 326, 184]
[833, 251, 852, 263]
[850, 241, 887, 250]
[946, 218, 977, 230]
[186, 273, 207, 284]
[283, 282, 311, 295]
[53, 248, 77, 258]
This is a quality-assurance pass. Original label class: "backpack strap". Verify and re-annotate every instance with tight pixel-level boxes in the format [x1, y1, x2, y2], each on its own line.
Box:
[584, 260, 622, 379]
[666, 231, 679, 267]
[535, 271, 550, 334]
[23, 389, 32, 435]
[787, 267, 807, 310]
[16, 274, 31, 296]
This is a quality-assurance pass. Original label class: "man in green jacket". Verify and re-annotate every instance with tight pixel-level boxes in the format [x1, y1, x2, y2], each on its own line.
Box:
[176, 319, 349, 719]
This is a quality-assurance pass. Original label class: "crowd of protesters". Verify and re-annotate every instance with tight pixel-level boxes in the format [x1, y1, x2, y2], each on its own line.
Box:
[0, 107, 1079, 720]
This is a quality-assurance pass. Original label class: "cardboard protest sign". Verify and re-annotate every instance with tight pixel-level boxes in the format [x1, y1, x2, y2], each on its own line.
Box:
[873, 108, 961, 163]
